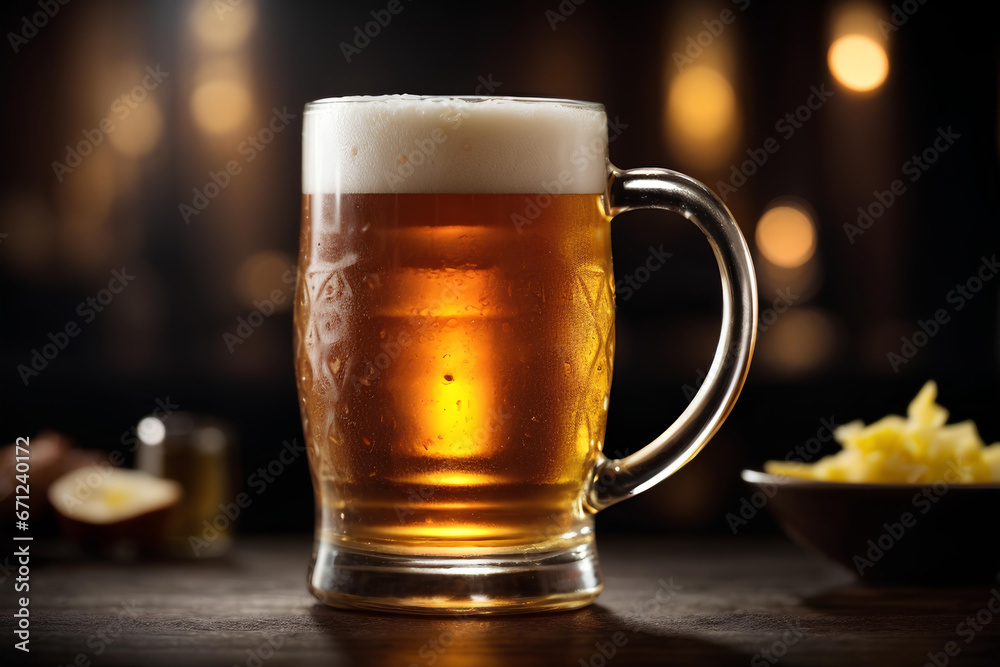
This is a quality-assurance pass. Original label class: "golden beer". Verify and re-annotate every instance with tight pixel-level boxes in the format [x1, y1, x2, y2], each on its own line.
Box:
[295, 192, 614, 553]
[297, 95, 756, 614]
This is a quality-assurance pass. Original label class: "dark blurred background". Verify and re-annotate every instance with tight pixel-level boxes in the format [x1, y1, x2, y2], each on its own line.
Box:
[1, 0, 998, 535]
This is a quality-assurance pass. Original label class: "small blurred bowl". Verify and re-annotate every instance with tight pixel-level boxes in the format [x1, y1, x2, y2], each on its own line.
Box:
[741, 469, 1000, 585]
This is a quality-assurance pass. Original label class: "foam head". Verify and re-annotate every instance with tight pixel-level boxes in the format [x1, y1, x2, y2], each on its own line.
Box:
[303, 96, 609, 195]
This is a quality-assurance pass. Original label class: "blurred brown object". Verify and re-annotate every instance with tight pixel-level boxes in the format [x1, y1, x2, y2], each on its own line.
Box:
[0, 431, 104, 531]
[136, 413, 238, 558]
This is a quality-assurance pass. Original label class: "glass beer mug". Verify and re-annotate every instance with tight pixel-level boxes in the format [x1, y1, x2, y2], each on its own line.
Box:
[295, 96, 757, 614]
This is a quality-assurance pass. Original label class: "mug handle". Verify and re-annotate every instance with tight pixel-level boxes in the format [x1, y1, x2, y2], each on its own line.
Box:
[585, 167, 758, 512]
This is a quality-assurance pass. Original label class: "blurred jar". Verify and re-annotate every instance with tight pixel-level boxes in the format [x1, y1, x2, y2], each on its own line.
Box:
[136, 413, 238, 558]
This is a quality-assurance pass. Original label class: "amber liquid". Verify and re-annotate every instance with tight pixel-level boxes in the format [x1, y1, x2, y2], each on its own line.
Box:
[294, 193, 615, 555]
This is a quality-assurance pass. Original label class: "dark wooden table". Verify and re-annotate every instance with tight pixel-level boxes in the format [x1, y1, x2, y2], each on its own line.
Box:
[3, 536, 998, 666]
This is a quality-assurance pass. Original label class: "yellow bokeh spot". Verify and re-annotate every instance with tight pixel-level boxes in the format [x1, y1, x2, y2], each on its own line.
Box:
[190, 78, 252, 135]
[234, 250, 295, 309]
[755, 204, 816, 269]
[107, 99, 163, 157]
[828, 34, 889, 92]
[761, 308, 836, 374]
[667, 66, 736, 142]
[190, 0, 256, 50]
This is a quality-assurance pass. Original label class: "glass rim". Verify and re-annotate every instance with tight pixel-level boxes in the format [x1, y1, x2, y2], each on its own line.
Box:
[303, 94, 605, 114]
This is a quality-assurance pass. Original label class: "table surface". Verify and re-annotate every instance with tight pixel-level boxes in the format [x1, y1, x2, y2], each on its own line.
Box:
[2, 535, 998, 667]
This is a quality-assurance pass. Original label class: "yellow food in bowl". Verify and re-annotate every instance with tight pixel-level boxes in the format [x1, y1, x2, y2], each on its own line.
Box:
[765, 381, 1000, 483]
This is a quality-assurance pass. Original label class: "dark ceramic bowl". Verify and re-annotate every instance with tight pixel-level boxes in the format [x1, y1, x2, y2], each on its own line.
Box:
[742, 469, 1000, 585]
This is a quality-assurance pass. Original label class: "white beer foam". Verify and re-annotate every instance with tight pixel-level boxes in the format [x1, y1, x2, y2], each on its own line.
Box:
[303, 96, 608, 194]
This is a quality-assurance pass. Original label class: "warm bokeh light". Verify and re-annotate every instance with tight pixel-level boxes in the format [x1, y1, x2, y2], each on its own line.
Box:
[190, 78, 252, 135]
[668, 66, 737, 141]
[759, 308, 838, 374]
[234, 250, 295, 309]
[828, 34, 889, 92]
[60, 147, 116, 224]
[58, 147, 117, 270]
[755, 204, 817, 268]
[190, 0, 256, 50]
[665, 65, 739, 168]
[107, 99, 163, 157]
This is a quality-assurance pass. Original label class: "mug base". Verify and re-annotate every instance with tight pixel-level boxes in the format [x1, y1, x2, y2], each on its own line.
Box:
[307, 538, 603, 615]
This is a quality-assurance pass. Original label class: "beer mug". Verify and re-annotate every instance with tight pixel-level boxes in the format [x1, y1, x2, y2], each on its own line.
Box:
[295, 96, 757, 614]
